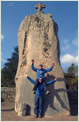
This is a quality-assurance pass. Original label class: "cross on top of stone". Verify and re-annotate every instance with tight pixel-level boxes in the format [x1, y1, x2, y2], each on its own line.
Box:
[35, 2, 45, 12]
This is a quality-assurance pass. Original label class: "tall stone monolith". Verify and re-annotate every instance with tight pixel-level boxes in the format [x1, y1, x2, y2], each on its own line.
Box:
[15, 2, 70, 116]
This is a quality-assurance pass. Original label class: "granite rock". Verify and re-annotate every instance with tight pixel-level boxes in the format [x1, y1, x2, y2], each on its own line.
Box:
[15, 6, 70, 116]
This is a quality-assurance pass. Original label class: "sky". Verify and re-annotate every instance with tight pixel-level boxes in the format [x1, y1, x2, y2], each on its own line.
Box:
[1, 1, 78, 72]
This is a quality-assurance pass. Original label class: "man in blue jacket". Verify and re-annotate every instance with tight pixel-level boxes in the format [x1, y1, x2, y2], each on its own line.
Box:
[31, 59, 55, 95]
[24, 73, 58, 118]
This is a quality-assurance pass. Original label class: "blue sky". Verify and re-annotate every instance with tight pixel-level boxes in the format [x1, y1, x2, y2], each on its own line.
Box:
[1, 1, 78, 72]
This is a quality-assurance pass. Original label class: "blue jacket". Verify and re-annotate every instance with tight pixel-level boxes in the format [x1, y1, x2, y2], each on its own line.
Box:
[27, 76, 56, 96]
[31, 64, 53, 80]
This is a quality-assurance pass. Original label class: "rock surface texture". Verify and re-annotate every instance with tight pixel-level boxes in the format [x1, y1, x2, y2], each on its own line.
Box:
[15, 3, 70, 116]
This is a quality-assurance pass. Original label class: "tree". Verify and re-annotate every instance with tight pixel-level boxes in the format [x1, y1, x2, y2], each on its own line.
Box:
[64, 63, 78, 90]
[68, 63, 75, 78]
[1, 46, 19, 87]
[69, 77, 78, 90]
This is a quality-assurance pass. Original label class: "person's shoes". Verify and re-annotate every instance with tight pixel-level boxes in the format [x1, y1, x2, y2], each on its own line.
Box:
[46, 90, 50, 95]
[39, 114, 42, 118]
[35, 114, 38, 118]
[33, 91, 36, 94]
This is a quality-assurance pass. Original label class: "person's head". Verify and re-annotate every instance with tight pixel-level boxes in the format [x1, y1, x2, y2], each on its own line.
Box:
[39, 64, 43, 69]
[39, 77, 43, 83]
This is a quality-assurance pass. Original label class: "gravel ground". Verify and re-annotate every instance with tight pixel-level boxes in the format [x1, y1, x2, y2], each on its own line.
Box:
[1, 102, 78, 121]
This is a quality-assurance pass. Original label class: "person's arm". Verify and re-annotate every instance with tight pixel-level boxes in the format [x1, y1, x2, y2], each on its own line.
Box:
[44, 66, 53, 73]
[46, 78, 58, 86]
[44, 63, 55, 73]
[27, 76, 35, 85]
[31, 60, 37, 72]
[24, 73, 35, 85]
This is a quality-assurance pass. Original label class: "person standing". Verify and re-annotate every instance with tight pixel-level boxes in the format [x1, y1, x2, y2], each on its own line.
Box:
[24, 73, 58, 118]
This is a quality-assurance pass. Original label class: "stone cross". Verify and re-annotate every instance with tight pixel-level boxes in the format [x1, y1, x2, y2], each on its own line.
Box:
[35, 2, 45, 12]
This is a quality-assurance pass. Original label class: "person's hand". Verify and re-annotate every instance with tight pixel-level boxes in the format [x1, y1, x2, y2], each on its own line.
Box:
[31, 59, 34, 64]
[52, 63, 55, 67]
[24, 72, 27, 77]
[55, 77, 58, 81]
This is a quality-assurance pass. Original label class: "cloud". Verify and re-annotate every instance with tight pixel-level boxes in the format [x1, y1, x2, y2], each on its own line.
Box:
[1, 57, 7, 63]
[1, 34, 4, 40]
[72, 37, 78, 46]
[62, 39, 70, 51]
[60, 54, 78, 64]
[8, 2, 14, 7]
[64, 39, 68, 44]
[1, 53, 7, 63]
[62, 45, 70, 51]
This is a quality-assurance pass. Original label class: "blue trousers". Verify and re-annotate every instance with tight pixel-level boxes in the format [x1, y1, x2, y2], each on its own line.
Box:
[34, 94, 43, 115]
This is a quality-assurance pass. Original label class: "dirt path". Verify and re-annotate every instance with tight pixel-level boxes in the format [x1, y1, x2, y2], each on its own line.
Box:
[1, 102, 78, 121]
